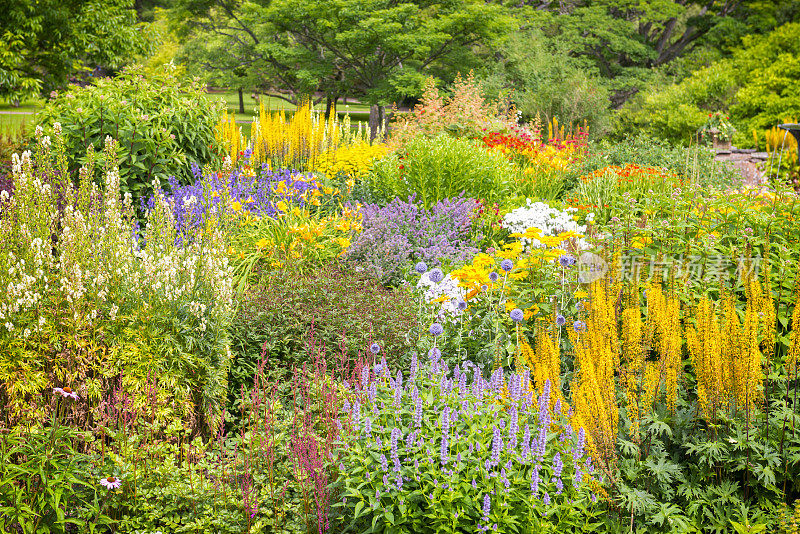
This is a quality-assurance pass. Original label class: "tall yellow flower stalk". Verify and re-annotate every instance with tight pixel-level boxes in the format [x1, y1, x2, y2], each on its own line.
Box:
[686, 293, 763, 421]
[570, 279, 620, 467]
[521, 326, 564, 409]
[214, 111, 243, 163]
[644, 284, 682, 413]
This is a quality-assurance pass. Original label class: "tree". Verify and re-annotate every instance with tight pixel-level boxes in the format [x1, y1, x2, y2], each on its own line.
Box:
[171, 0, 512, 133]
[522, 0, 783, 107]
[0, 0, 152, 104]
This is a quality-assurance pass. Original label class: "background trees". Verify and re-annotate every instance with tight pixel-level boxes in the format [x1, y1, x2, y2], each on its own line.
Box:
[0, 0, 151, 105]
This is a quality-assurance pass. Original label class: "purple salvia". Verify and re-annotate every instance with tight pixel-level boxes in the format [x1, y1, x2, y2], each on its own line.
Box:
[380, 454, 388, 472]
[482, 494, 491, 520]
[352, 401, 361, 432]
[574, 427, 586, 463]
[360, 366, 370, 388]
[440, 406, 450, 465]
[552, 452, 563, 478]
[521, 424, 531, 460]
[491, 425, 503, 466]
[508, 406, 519, 452]
[410, 353, 418, 381]
[530, 464, 540, 496]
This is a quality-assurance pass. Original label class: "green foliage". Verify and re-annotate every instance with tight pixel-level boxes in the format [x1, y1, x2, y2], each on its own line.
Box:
[35, 64, 223, 203]
[483, 30, 611, 135]
[0, 412, 112, 533]
[0, 132, 233, 433]
[229, 266, 417, 408]
[171, 0, 512, 109]
[368, 135, 513, 208]
[569, 134, 741, 191]
[0, 0, 152, 103]
[615, 22, 800, 146]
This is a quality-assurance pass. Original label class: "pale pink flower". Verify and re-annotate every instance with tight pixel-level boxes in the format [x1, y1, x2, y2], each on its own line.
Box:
[53, 386, 79, 400]
[99, 476, 122, 489]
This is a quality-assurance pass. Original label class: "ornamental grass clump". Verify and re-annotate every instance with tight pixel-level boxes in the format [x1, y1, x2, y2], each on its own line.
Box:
[335, 357, 603, 533]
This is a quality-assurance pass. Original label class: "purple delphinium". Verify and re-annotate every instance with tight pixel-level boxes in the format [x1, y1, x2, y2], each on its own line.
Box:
[152, 163, 318, 237]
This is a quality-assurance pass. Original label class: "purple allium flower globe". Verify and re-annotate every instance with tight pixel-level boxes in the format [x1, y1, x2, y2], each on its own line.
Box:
[573, 320, 587, 332]
[510, 309, 524, 322]
[428, 347, 442, 360]
[488, 271, 499, 282]
[555, 314, 566, 327]
[415, 261, 428, 274]
[428, 268, 444, 283]
[558, 254, 576, 268]
[429, 323, 444, 336]
[370, 343, 381, 355]
[457, 299, 468, 311]
[500, 259, 514, 272]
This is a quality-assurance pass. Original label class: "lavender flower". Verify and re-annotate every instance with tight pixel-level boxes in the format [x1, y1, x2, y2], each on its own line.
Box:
[491, 425, 503, 465]
[483, 494, 491, 520]
[530, 465, 540, 496]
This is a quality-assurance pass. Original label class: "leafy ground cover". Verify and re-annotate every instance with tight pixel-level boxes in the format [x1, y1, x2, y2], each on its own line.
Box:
[3, 72, 800, 534]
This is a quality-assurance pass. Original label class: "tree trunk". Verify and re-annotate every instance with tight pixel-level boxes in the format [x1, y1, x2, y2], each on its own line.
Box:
[325, 95, 337, 119]
[238, 88, 245, 114]
[369, 105, 385, 141]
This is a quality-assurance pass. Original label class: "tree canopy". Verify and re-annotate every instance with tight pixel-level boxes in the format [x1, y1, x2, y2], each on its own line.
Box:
[172, 0, 511, 125]
[0, 0, 151, 104]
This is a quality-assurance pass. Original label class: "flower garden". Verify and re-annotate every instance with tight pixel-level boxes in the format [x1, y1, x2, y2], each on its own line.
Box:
[3, 65, 800, 534]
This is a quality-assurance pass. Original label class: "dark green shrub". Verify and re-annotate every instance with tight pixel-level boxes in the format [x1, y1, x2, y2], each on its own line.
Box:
[229, 266, 418, 405]
[35, 64, 224, 203]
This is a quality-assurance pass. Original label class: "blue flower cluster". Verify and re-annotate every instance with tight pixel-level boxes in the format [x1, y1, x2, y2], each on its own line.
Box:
[337, 352, 600, 532]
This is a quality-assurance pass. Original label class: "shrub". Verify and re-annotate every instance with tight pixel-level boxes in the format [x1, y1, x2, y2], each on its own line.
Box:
[367, 135, 513, 208]
[566, 133, 741, 192]
[0, 131, 233, 433]
[346, 196, 482, 285]
[35, 64, 223, 204]
[228, 265, 418, 404]
[335, 360, 603, 533]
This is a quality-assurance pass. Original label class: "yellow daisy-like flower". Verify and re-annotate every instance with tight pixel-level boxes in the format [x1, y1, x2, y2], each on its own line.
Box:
[523, 305, 539, 320]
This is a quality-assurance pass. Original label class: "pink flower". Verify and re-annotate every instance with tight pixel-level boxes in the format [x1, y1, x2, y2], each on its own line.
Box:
[75, 108, 83, 113]
[99, 476, 122, 489]
[53, 386, 79, 400]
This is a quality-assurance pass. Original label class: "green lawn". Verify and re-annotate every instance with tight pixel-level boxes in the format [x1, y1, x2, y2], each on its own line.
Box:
[0, 113, 34, 138]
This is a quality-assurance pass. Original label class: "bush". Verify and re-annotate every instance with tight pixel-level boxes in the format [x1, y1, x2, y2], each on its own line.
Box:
[614, 22, 800, 147]
[35, 64, 223, 204]
[367, 135, 513, 208]
[566, 134, 741, 192]
[228, 266, 418, 407]
[346, 196, 482, 286]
